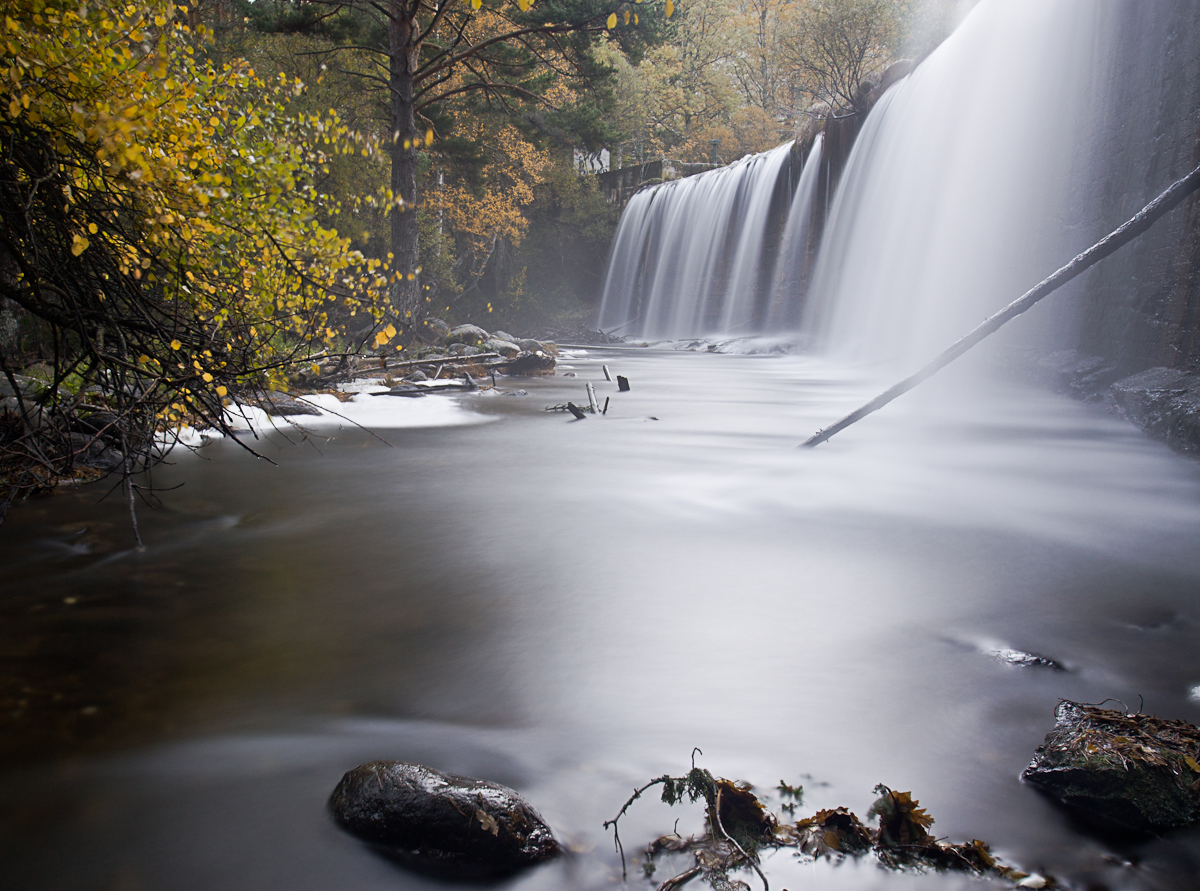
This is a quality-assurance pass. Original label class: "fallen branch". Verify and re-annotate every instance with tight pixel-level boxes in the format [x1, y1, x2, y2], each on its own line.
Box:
[801, 161, 1200, 447]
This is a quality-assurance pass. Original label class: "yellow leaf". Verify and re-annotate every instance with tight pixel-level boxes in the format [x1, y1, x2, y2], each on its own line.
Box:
[216, 385, 227, 397]
[384, 323, 397, 338]
[425, 128, 434, 146]
[202, 372, 213, 382]
[88, 223, 98, 234]
[517, 0, 530, 9]
[606, 11, 616, 28]
[170, 339, 181, 350]
[472, 0, 481, 7]
[71, 233, 89, 256]
[665, 0, 674, 17]
[634, 12, 638, 23]
[624, 8, 630, 23]
[1185, 755, 1200, 773]
[137, 354, 150, 364]
[310, 363, 321, 376]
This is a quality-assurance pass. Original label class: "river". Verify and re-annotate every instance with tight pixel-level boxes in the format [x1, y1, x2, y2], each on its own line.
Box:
[3, 346, 1200, 890]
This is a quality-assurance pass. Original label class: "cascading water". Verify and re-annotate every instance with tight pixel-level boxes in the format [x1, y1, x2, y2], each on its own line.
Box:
[597, 143, 802, 340]
[599, 0, 1121, 364]
[801, 0, 1116, 371]
[766, 133, 823, 331]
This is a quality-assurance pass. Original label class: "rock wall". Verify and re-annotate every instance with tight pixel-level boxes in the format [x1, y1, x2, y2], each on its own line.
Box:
[1071, 0, 1200, 375]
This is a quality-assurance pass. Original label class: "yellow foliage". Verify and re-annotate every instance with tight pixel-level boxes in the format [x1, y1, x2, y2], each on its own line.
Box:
[0, 0, 394, 398]
[426, 120, 549, 284]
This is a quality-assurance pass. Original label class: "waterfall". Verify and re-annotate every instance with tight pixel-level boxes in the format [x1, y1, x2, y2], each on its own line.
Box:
[597, 143, 800, 340]
[767, 134, 823, 331]
[801, 0, 1116, 371]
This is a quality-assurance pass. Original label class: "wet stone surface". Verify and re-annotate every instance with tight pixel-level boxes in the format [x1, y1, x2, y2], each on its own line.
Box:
[328, 761, 559, 877]
[1022, 700, 1200, 835]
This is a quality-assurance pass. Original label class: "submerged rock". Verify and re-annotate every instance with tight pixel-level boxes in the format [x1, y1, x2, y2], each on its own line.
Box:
[329, 761, 558, 877]
[1022, 700, 1200, 835]
[987, 647, 1065, 670]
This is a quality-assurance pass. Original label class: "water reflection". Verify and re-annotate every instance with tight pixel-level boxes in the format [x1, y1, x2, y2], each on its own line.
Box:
[3, 347, 1200, 889]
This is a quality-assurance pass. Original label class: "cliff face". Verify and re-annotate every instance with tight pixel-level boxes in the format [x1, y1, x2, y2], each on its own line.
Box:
[1072, 0, 1200, 375]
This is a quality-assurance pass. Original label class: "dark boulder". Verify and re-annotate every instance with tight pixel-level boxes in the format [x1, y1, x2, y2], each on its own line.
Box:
[329, 761, 559, 877]
[255, 392, 322, 417]
[1022, 700, 1200, 835]
[1110, 367, 1200, 453]
[502, 351, 556, 376]
[445, 324, 489, 346]
[416, 317, 451, 344]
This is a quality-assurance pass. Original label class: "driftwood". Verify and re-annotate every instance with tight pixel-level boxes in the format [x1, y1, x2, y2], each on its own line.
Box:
[801, 161, 1200, 448]
[566, 402, 587, 420]
[586, 382, 600, 414]
[617, 375, 631, 392]
[382, 352, 500, 371]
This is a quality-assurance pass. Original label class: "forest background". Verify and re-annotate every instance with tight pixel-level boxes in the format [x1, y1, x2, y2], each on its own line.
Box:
[0, 0, 963, 516]
[215, 0, 965, 335]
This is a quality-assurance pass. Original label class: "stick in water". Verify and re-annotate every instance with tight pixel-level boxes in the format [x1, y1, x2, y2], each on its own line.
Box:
[801, 162, 1200, 448]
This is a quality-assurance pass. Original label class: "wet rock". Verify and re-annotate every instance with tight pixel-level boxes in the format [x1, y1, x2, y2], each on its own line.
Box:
[445, 324, 489, 346]
[1022, 700, 1200, 835]
[255, 392, 322, 417]
[329, 761, 559, 877]
[485, 338, 521, 358]
[402, 371, 429, 382]
[491, 330, 518, 344]
[1034, 350, 1123, 400]
[447, 342, 481, 357]
[503, 351, 556, 376]
[0, 373, 42, 398]
[1111, 367, 1200, 454]
[987, 647, 1065, 670]
[67, 433, 123, 471]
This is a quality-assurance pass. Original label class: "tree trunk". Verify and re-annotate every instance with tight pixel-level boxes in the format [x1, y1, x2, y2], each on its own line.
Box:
[390, 3, 421, 320]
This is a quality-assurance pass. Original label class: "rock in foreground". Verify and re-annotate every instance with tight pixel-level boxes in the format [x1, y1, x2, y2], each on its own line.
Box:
[329, 761, 558, 876]
[1022, 700, 1200, 835]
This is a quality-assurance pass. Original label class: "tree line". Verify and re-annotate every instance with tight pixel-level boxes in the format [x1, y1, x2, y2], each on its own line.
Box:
[0, 0, 956, 521]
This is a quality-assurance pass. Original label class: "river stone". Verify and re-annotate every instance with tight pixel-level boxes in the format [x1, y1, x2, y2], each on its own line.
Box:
[1021, 700, 1200, 835]
[446, 324, 489, 346]
[485, 338, 520, 358]
[329, 761, 558, 876]
[503, 351, 556, 376]
[0, 374, 42, 398]
[491, 330, 518, 344]
[256, 392, 322, 416]
[416, 317, 450, 343]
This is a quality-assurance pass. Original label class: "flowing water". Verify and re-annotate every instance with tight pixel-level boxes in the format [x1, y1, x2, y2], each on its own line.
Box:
[5, 1, 1200, 889]
[3, 350, 1200, 891]
[597, 144, 799, 340]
